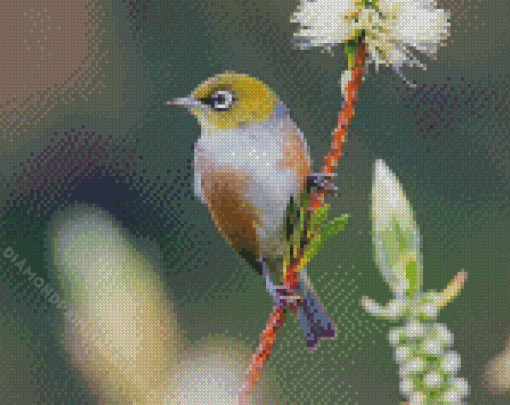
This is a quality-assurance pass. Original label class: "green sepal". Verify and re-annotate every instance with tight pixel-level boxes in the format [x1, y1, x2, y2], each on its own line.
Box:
[310, 204, 330, 235]
[321, 214, 349, 243]
[346, 41, 357, 71]
[304, 214, 349, 263]
[301, 203, 330, 262]
[303, 234, 323, 264]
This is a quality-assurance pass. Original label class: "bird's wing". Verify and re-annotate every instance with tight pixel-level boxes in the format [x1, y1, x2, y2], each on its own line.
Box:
[193, 141, 206, 203]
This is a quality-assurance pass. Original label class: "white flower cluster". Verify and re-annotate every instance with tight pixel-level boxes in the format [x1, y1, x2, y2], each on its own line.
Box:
[389, 308, 469, 404]
[365, 160, 469, 404]
[291, 0, 450, 87]
[362, 291, 441, 322]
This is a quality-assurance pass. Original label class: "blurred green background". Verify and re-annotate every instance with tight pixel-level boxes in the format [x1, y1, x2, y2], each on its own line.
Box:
[1, 0, 509, 403]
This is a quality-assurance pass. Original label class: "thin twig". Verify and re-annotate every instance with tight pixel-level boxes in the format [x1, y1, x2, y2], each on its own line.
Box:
[240, 41, 367, 401]
[284, 41, 367, 290]
[239, 306, 288, 398]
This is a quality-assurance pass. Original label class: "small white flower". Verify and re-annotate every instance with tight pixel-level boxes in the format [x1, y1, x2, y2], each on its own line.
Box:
[443, 379, 469, 404]
[443, 389, 463, 404]
[404, 320, 425, 339]
[361, 296, 385, 316]
[421, 302, 438, 319]
[394, 345, 411, 363]
[423, 371, 442, 388]
[401, 357, 424, 375]
[389, 327, 401, 347]
[407, 391, 425, 405]
[399, 375, 415, 396]
[441, 351, 461, 374]
[292, 0, 450, 86]
[388, 299, 406, 319]
[451, 377, 470, 397]
[418, 291, 441, 319]
[431, 323, 454, 347]
[422, 338, 442, 356]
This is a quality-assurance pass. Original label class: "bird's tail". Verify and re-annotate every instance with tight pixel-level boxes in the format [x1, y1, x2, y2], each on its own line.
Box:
[297, 268, 337, 351]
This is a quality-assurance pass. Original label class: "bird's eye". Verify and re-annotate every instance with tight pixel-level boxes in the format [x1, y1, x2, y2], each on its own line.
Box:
[210, 90, 234, 111]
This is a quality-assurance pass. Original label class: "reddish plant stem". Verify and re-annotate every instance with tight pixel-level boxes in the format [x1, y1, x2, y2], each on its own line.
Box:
[284, 41, 367, 291]
[241, 42, 367, 399]
[239, 306, 288, 403]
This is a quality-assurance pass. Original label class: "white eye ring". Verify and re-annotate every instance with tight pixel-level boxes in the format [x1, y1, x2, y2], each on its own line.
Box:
[212, 90, 234, 110]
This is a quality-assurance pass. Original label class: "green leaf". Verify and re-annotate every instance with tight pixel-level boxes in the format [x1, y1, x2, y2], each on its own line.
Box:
[345, 34, 364, 71]
[321, 214, 349, 243]
[310, 204, 330, 234]
[345, 41, 357, 71]
[303, 214, 349, 263]
[303, 234, 324, 263]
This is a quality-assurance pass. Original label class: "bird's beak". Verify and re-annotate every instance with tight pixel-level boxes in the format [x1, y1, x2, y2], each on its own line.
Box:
[166, 97, 203, 109]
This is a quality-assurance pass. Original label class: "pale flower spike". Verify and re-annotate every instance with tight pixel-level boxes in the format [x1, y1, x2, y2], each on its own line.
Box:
[291, 0, 450, 88]
[364, 160, 469, 404]
[371, 159, 422, 298]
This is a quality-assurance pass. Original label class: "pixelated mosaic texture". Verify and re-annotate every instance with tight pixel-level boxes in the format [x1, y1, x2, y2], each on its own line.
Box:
[1, 0, 510, 403]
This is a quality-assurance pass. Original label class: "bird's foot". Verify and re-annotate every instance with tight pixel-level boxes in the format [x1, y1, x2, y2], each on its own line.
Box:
[260, 258, 302, 310]
[275, 285, 301, 310]
[307, 172, 337, 193]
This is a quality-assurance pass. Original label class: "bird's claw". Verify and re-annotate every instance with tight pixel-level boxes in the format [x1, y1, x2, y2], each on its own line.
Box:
[307, 173, 337, 193]
[275, 286, 301, 310]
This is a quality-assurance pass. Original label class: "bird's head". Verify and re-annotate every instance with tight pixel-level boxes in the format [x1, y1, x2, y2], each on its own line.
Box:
[167, 71, 278, 131]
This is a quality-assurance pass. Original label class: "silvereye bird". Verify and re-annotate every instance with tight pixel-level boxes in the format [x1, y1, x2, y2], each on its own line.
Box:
[167, 71, 336, 350]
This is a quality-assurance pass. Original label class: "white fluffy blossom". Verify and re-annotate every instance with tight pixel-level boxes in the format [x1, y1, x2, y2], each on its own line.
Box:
[292, 0, 450, 86]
